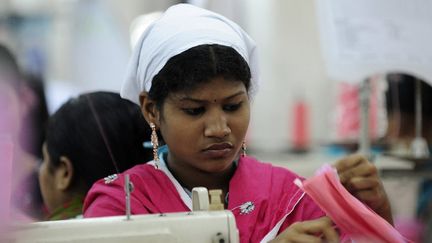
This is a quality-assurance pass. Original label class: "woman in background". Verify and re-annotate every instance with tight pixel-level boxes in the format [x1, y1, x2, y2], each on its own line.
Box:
[385, 73, 432, 242]
[0, 43, 43, 220]
[39, 91, 152, 220]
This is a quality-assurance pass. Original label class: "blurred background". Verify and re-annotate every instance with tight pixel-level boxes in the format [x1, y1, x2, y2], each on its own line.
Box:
[0, 0, 338, 152]
[1, 0, 432, 240]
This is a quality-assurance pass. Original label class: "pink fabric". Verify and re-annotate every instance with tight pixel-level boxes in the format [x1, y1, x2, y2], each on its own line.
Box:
[395, 217, 424, 243]
[0, 139, 13, 225]
[296, 164, 406, 243]
[335, 77, 383, 141]
[84, 156, 325, 242]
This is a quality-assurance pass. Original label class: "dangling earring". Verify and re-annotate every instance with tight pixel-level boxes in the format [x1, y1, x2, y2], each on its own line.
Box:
[150, 123, 159, 169]
[241, 141, 247, 157]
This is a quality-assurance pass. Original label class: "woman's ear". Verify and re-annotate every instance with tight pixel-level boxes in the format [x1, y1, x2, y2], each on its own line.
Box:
[139, 91, 160, 126]
[55, 156, 74, 191]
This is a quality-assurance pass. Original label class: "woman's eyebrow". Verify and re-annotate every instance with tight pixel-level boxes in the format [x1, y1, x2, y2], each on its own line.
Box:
[178, 91, 246, 103]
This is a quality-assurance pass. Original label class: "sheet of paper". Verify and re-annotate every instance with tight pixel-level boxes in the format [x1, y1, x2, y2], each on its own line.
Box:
[315, 0, 432, 84]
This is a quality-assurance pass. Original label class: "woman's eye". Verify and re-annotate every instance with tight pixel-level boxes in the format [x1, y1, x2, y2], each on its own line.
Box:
[223, 102, 242, 112]
[182, 107, 205, 116]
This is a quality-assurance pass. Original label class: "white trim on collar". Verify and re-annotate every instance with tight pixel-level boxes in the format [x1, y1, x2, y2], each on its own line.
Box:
[259, 190, 306, 243]
[148, 153, 193, 210]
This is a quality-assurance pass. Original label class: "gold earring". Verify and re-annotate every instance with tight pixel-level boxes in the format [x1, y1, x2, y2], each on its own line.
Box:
[241, 141, 247, 157]
[150, 123, 159, 169]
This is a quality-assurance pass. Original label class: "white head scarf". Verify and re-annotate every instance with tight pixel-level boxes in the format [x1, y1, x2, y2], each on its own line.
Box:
[121, 3, 259, 105]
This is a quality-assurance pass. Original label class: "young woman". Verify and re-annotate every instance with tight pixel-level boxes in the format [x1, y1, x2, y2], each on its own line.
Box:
[39, 91, 152, 220]
[83, 4, 392, 242]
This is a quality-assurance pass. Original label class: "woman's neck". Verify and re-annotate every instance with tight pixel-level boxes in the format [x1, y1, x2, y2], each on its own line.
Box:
[165, 154, 236, 193]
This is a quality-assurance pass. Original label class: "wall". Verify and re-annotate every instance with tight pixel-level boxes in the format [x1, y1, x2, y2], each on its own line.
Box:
[243, 0, 337, 152]
[45, 0, 177, 113]
[2, 0, 339, 146]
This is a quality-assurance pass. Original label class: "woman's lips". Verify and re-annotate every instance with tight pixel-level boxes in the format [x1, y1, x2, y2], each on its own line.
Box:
[205, 143, 233, 150]
[202, 143, 233, 158]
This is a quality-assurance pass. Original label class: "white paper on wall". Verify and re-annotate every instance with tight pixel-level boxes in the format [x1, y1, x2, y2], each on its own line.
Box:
[315, 0, 432, 85]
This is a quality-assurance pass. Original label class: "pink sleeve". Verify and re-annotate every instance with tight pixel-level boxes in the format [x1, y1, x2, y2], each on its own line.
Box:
[84, 194, 129, 218]
[83, 176, 149, 218]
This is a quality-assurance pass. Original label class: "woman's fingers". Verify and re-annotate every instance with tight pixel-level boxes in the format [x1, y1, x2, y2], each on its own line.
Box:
[351, 188, 387, 209]
[272, 217, 339, 243]
[335, 155, 377, 184]
[344, 176, 380, 192]
[285, 233, 322, 243]
[333, 154, 393, 225]
[303, 217, 339, 243]
[334, 154, 364, 173]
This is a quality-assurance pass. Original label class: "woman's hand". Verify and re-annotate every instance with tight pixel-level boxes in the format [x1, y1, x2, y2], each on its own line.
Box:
[334, 154, 393, 225]
[270, 216, 339, 243]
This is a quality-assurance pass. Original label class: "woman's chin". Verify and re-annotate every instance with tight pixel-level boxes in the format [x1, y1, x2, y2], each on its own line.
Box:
[200, 160, 236, 174]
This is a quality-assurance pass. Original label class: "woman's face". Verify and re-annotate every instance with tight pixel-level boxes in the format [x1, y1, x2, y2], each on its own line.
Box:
[158, 77, 250, 173]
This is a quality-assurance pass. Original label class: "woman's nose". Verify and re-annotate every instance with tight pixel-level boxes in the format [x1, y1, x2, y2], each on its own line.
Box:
[204, 114, 231, 138]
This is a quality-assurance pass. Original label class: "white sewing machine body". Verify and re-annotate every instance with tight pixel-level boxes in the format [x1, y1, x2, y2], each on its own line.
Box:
[10, 210, 239, 243]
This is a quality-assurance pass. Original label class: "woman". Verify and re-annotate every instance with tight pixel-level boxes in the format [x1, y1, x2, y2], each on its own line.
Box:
[0, 43, 43, 220]
[83, 4, 392, 242]
[39, 91, 152, 220]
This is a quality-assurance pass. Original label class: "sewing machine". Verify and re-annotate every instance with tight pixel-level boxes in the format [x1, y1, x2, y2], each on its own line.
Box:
[10, 210, 238, 243]
[8, 185, 239, 243]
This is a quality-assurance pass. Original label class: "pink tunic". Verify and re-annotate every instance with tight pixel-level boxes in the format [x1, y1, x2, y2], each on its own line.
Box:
[83, 156, 325, 242]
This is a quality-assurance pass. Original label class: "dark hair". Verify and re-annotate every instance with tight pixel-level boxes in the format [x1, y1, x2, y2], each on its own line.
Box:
[45, 91, 152, 190]
[148, 44, 251, 108]
[0, 44, 21, 87]
[385, 73, 432, 118]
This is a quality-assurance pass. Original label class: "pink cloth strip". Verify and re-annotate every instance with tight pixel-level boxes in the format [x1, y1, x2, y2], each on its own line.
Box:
[295, 164, 406, 243]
